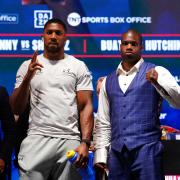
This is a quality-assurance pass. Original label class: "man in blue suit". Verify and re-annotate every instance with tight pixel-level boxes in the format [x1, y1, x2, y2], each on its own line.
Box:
[94, 29, 180, 180]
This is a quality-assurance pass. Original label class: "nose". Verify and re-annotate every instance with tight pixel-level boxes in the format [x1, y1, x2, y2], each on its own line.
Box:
[51, 32, 57, 39]
[127, 43, 132, 49]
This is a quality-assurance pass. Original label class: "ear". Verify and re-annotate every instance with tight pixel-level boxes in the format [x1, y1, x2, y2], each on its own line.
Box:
[64, 36, 67, 41]
[63, 36, 68, 44]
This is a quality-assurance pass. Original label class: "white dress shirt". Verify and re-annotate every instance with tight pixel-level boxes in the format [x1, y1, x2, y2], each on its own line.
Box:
[94, 58, 180, 164]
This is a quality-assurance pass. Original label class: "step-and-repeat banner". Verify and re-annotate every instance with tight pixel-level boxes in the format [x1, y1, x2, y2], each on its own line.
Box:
[1, 0, 180, 178]
[0, 1, 180, 131]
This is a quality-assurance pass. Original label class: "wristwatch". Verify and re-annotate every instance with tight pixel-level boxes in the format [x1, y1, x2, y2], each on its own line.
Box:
[81, 139, 91, 147]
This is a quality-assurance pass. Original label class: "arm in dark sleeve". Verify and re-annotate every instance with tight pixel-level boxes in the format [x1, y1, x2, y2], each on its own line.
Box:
[0, 86, 16, 162]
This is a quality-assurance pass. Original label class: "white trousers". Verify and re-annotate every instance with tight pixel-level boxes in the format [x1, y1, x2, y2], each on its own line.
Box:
[18, 134, 82, 180]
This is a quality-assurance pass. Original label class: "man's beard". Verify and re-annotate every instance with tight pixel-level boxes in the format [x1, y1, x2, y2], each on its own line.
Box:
[46, 44, 61, 53]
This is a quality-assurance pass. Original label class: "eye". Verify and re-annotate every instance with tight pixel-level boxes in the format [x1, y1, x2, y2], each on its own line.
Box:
[121, 41, 129, 46]
[55, 31, 64, 36]
[47, 30, 52, 35]
[131, 42, 138, 46]
[121, 41, 138, 47]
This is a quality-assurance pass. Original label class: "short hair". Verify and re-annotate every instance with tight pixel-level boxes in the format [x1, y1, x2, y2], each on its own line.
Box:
[44, 18, 67, 32]
[96, 76, 105, 85]
[121, 29, 143, 45]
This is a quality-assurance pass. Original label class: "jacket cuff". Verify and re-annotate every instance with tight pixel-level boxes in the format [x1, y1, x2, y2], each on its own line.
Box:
[94, 148, 108, 165]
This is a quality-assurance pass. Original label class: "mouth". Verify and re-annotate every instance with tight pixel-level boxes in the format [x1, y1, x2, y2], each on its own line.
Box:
[49, 41, 58, 45]
[48, 43, 59, 48]
[49, 42, 58, 45]
[125, 51, 134, 55]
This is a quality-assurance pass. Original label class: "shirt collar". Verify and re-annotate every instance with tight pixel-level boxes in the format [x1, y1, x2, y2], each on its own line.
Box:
[116, 58, 144, 75]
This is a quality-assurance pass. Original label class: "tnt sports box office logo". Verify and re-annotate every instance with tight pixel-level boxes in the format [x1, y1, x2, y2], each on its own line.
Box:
[34, 10, 53, 28]
[0, 13, 19, 24]
[67, 12, 152, 27]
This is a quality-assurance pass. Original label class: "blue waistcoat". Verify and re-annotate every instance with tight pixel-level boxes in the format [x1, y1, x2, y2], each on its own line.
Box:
[106, 62, 162, 152]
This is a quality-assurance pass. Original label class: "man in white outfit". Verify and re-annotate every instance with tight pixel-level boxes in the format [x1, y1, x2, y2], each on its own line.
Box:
[11, 18, 94, 180]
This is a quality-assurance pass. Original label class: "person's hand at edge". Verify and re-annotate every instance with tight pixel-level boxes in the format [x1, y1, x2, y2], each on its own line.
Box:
[0, 159, 5, 173]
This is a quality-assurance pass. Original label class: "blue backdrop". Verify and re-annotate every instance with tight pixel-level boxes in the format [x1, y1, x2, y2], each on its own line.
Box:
[0, 0, 180, 179]
[0, 0, 179, 129]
